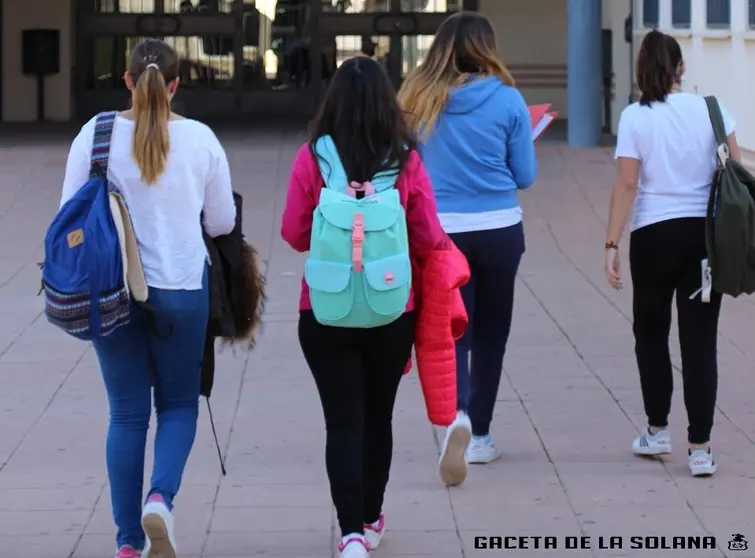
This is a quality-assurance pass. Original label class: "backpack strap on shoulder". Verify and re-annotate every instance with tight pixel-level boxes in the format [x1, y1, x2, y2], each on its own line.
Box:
[704, 96, 728, 147]
[90, 111, 118, 179]
[371, 168, 399, 192]
[313, 136, 349, 193]
[704, 96, 731, 170]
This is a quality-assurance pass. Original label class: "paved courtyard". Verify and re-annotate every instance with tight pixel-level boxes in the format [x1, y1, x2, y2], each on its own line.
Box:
[0, 131, 753, 558]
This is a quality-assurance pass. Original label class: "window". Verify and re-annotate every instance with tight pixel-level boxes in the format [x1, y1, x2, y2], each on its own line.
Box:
[706, 0, 731, 27]
[672, 0, 691, 28]
[749, 0, 755, 28]
[643, 0, 659, 27]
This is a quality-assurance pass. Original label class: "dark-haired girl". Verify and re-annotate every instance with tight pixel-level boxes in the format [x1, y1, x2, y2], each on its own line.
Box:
[604, 30, 741, 476]
[281, 56, 447, 557]
[61, 39, 236, 557]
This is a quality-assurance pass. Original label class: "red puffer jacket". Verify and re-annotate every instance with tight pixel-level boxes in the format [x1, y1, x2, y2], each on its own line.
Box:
[405, 243, 470, 426]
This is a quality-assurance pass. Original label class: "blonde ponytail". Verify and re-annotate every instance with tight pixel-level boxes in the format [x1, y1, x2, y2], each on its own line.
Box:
[131, 65, 171, 184]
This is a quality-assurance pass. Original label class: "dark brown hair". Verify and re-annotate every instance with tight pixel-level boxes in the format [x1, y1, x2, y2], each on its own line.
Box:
[309, 56, 416, 183]
[127, 39, 180, 184]
[636, 30, 683, 106]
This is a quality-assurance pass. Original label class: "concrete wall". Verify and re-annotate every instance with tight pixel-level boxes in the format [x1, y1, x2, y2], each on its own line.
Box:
[1, 0, 73, 121]
[633, 0, 755, 164]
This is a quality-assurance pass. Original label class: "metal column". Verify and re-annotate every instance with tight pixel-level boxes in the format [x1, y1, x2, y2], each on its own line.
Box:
[567, 0, 603, 147]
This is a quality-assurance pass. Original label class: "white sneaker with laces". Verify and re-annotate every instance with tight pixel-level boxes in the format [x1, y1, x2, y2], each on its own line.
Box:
[338, 534, 370, 558]
[688, 448, 717, 476]
[632, 427, 672, 456]
[141, 495, 177, 558]
[438, 411, 472, 486]
[466, 434, 501, 464]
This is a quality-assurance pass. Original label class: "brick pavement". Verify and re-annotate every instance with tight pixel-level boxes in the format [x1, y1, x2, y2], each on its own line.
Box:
[0, 132, 753, 558]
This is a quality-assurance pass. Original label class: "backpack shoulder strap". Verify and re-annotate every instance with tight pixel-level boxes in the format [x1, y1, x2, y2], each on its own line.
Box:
[313, 136, 349, 193]
[371, 168, 399, 192]
[704, 96, 728, 147]
[89, 111, 118, 179]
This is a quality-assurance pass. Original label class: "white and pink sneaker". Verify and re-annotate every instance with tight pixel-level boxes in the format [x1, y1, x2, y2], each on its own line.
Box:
[141, 494, 177, 558]
[363, 513, 385, 549]
[116, 545, 141, 558]
[338, 534, 370, 558]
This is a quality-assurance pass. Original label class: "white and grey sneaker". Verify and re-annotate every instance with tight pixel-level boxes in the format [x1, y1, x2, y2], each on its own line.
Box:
[466, 435, 501, 464]
[688, 448, 717, 477]
[439, 411, 472, 486]
[632, 427, 672, 456]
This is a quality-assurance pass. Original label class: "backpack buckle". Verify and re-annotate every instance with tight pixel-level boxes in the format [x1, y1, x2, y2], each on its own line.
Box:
[717, 143, 729, 168]
[352, 213, 365, 272]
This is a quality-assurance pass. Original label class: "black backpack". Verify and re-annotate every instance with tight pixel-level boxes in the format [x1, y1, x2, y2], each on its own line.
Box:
[704, 96, 755, 297]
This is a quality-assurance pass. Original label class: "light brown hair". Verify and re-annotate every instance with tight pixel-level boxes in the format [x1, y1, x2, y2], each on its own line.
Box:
[397, 11, 514, 138]
[128, 39, 179, 184]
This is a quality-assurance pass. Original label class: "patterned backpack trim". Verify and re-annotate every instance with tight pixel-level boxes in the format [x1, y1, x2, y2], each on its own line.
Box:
[43, 111, 132, 339]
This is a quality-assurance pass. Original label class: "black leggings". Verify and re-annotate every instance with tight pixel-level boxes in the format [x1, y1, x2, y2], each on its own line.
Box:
[298, 310, 415, 536]
[629, 218, 722, 444]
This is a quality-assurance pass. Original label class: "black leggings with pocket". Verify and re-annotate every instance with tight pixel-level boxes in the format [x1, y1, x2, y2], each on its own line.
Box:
[629, 217, 722, 444]
[298, 310, 415, 536]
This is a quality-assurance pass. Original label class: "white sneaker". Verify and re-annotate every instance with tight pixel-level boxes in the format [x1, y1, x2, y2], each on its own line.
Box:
[438, 411, 472, 486]
[338, 534, 370, 558]
[363, 513, 385, 549]
[688, 448, 717, 477]
[141, 495, 177, 558]
[466, 435, 501, 464]
[632, 427, 672, 456]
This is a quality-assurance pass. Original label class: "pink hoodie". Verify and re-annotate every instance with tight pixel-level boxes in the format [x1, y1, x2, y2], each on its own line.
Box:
[281, 143, 447, 311]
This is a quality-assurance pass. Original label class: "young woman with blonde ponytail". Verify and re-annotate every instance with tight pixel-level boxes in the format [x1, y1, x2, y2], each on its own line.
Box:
[60, 38, 236, 558]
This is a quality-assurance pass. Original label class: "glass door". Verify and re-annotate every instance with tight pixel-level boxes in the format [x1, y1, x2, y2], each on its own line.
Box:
[74, 0, 320, 120]
[317, 0, 476, 89]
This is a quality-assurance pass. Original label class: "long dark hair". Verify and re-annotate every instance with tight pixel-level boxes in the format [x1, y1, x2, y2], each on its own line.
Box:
[128, 39, 180, 184]
[309, 56, 416, 182]
[636, 30, 683, 106]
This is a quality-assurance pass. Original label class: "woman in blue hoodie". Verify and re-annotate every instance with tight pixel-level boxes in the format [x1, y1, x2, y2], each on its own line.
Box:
[399, 11, 537, 487]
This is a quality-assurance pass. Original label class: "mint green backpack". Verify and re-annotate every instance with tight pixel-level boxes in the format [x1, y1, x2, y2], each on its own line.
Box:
[304, 136, 411, 328]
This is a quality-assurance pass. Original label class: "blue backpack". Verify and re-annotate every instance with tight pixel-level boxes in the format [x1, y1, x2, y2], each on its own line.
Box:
[42, 111, 135, 340]
[304, 136, 412, 328]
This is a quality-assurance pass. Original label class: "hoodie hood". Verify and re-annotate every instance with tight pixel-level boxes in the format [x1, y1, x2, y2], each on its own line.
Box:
[445, 76, 504, 115]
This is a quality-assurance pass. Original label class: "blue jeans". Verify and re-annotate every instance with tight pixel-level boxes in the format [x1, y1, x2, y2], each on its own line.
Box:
[449, 223, 525, 436]
[92, 271, 208, 550]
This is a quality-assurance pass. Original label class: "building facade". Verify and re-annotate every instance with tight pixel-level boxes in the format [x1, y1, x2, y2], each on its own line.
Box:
[0, 0, 749, 153]
[636, 0, 755, 166]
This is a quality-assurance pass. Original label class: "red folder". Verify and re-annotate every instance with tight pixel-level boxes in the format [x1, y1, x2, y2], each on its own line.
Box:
[528, 104, 558, 141]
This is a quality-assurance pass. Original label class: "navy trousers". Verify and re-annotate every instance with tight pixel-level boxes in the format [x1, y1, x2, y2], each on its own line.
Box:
[450, 223, 525, 436]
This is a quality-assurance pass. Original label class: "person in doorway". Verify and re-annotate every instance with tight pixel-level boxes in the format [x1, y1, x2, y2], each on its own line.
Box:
[281, 56, 447, 558]
[398, 11, 537, 486]
[604, 30, 741, 477]
[60, 39, 236, 558]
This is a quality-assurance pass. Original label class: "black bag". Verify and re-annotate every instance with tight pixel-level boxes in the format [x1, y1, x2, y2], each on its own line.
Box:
[704, 96, 755, 297]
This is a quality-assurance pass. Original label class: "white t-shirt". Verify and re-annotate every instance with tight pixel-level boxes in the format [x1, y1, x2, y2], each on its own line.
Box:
[615, 92, 735, 232]
[61, 114, 236, 290]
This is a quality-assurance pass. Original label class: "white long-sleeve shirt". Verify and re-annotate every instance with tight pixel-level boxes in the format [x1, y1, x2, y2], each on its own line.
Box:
[61, 114, 236, 290]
